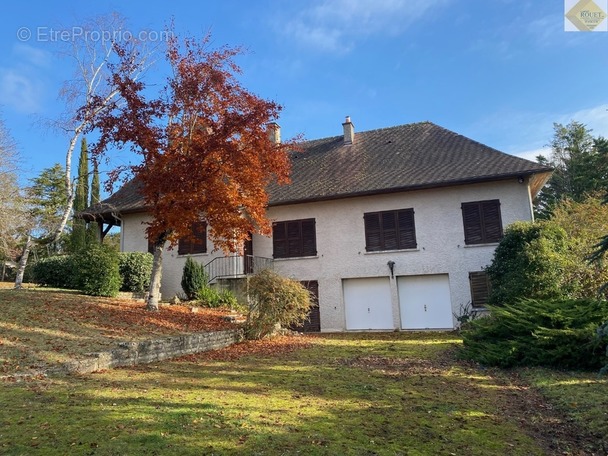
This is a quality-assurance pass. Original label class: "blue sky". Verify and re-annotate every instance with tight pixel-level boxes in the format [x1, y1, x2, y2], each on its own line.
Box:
[2, 0, 608, 191]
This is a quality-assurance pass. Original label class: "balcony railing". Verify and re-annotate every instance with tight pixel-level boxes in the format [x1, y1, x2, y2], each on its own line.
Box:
[204, 255, 274, 284]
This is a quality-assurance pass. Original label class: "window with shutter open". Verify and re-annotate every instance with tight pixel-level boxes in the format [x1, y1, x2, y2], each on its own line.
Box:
[461, 199, 503, 245]
[178, 221, 207, 255]
[272, 218, 317, 258]
[469, 271, 491, 308]
[364, 208, 416, 252]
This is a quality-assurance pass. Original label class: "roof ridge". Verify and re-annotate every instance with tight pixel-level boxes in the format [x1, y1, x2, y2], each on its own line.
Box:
[299, 121, 434, 146]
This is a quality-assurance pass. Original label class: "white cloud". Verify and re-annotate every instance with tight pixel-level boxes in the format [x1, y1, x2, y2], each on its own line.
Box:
[512, 146, 551, 162]
[14, 44, 52, 68]
[277, 0, 451, 52]
[0, 44, 51, 114]
[0, 68, 44, 113]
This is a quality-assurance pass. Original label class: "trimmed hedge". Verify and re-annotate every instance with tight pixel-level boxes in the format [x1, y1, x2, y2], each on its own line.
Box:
[30, 255, 79, 289]
[118, 252, 153, 293]
[74, 244, 122, 297]
[460, 298, 608, 370]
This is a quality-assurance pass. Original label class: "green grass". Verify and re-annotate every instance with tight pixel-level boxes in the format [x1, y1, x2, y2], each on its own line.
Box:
[519, 367, 608, 447]
[2, 332, 595, 456]
[1, 289, 605, 455]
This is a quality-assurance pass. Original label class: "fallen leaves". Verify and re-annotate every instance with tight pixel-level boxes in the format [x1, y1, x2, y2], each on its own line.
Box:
[0, 289, 242, 376]
[178, 335, 313, 362]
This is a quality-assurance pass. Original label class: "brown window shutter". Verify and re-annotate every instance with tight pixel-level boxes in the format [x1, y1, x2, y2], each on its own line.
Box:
[364, 213, 382, 251]
[462, 200, 502, 245]
[273, 219, 317, 258]
[481, 200, 503, 243]
[397, 209, 417, 249]
[469, 271, 491, 308]
[301, 219, 317, 257]
[462, 203, 483, 244]
[178, 221, 207, 255]
[365, 208, 417, 251]
[382, 211, 398, 250]
[272, 222, 288, 258]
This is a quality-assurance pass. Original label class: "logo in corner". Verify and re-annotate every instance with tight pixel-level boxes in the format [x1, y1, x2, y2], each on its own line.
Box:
[565, 0, 608, 31]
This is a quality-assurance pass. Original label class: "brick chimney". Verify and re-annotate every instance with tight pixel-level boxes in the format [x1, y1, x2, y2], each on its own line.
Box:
[268, 122, 281, 144]
[342, 116, 354, 144]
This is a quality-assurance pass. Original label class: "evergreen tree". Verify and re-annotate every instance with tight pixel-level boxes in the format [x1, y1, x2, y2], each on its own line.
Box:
[87, 160, 101, 243]
[28, 164, 68, 254]
[535, 122, 608, 217]
[90, 160, 100, 206]
[71, 138, 89, 251]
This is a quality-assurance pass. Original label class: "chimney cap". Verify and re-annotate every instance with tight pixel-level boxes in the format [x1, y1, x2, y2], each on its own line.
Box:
[344, 116, 352, 124]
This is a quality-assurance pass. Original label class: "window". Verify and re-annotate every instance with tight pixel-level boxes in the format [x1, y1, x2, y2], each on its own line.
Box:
[469, 271, 491, 308]
[178, 221, 207, 255]
[461, 199, 503, 245]
[273, 219, 317, 258]
[364, 209, 416, 252]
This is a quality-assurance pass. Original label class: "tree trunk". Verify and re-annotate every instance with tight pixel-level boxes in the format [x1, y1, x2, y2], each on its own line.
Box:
[14, 235, 32, 289]
[146, 240, 164, 311]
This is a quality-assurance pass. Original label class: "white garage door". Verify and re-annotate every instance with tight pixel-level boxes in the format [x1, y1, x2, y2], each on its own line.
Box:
[397, 274, 453, 330]
[343, 277, 393, 330]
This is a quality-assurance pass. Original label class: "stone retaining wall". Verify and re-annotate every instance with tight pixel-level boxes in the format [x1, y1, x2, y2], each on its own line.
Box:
[4, 329, 243, 381]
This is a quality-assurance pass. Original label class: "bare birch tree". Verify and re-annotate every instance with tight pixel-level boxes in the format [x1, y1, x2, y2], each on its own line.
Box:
[0, 118, 26, 264]
[11, 14, 155, 286]
[50, 12, 154, 242]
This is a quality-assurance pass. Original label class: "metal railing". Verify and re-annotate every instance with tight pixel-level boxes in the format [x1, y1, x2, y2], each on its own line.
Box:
[204, 255, 273, 284]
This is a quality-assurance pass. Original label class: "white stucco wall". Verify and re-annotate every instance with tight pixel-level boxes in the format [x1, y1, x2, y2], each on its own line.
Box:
[120, 213, 227, 299]
[119, 177, 534, 331]
[253, 178, 534, 331]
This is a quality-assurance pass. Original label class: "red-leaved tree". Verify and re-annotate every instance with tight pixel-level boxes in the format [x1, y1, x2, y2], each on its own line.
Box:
[87, 33, 297, 310]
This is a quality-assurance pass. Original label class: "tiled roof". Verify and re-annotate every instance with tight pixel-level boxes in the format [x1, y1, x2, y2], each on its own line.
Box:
[82, 121, 552, 221]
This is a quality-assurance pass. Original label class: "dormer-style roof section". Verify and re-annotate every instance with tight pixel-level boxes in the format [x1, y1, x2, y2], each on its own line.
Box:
[81, 121, 552, 223]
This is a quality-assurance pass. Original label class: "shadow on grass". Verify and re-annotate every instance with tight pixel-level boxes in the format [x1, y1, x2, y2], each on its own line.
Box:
[1, 333, 560, 456]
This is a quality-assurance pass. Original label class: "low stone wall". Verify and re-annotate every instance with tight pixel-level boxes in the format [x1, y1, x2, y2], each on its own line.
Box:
[3, 329, 243, 381]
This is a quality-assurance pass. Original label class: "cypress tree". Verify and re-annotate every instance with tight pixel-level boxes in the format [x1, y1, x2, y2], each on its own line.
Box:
[71, 138, 89, 251]
[90, 160, 100, 206]
[87, 160, 101, 243]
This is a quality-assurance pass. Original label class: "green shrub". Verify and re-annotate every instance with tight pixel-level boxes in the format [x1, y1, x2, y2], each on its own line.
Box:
[460, 298, 608, 369]
[194, 286, 238, 308]
[30, 255, 79, 289]
[118, 252, 153, 293]
[74, 244, 122, 297]
[485, 221, 572, 305]
[245, 269, 312, 340]
[181, 256, 208, 300]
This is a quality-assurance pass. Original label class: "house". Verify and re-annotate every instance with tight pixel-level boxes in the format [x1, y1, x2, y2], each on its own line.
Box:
[83, 119, 552, 332]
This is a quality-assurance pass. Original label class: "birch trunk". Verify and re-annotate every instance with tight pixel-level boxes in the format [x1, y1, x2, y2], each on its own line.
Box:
[146, 241, 164, 311]
[14, 235, 32, 289]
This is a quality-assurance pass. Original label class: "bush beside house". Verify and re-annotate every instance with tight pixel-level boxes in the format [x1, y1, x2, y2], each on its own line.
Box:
[30, 248, 147, 298]
[460, 298, 608, 369]
[118, 252, 153, 293]
[245, 269, 312, 340]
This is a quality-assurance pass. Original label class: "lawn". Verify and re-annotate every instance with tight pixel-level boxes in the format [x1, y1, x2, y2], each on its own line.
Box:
[1, 288, 606, 455]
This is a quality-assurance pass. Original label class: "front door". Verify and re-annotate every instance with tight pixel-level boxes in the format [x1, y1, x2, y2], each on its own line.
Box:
[243, 236, 253, 274]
